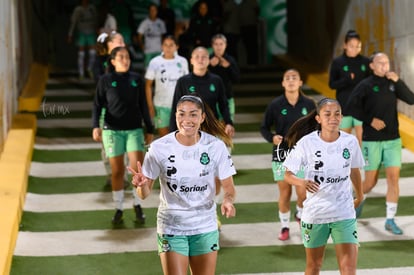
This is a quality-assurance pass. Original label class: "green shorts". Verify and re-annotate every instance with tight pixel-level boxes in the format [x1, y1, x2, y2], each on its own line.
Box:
[301, 219, 358, 248]
[102, 128, 145, 158]
[216, 97, 235, 122]
[99, 108, 106, 128]
[157, 230, 219, 256]
[154, 106, 171, 129]
[77, 33, 96, 47]
[272, 161, 304, 181]
[340, 116, 362, 129]
[362, 138, 402, 170]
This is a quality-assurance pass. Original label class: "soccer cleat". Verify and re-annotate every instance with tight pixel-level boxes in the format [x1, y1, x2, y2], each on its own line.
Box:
[112, 209, 123, 224]
[278, 227, 290, 241]
[355, 198, 365, 218]
[385, 219, 403, 235]
[134, 204, 146, 224]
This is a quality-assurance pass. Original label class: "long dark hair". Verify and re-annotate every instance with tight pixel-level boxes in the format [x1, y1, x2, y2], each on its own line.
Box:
[176, 95, 232, 147]
[285, 98, 339, 147]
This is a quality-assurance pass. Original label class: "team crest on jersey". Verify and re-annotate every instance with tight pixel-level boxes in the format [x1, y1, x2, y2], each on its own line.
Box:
[389, 83, 395, 92]
[111, 81, 117, 87]
[200, 152, 210, 165]
[372, 85, 379, 92]
[189, 86, 196, 93]
[131, 80, 138, 87]
[361, 64, 367, 71]
[342, 148, 350, 159]
[209, 84, 216, 92]
[342, 65, 349, 72]
[301, 108, 308, 115]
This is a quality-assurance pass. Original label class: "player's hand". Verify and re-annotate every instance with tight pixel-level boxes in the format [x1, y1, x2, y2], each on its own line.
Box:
[92, 128, 102, 142]
[127, 161, 148, 188]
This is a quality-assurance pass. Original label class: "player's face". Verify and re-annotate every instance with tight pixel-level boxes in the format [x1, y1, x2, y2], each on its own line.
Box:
[108, 34, 125, 53]
[344, 38, 361, 58]
[191, 48, 210, 70]
[212, 38, 226, 56]
[370, 53, 390, 77]
[162, 38, 178, 58]
[176, 101, 205, 137]
[111, 48, 130, 72]
[315, 102, 342, 132]
[199, 3, 208, 16]
[282, 70, 302, 93]
[149, 5, 158, 19]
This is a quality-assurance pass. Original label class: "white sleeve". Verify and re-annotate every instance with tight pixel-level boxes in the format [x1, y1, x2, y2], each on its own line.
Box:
[137, 20, 146, 34]
[216, 142, 236, 180]
[68, 7, 81, 36]
[160, 20, 167, 35]
[104, 14, 117, 31]
[142, 145, 160, 180]
[145, 59, 156, 80]
[283, 142, 305, 174]
[182, 58, 189, 75]
[351, 139, 365, 168]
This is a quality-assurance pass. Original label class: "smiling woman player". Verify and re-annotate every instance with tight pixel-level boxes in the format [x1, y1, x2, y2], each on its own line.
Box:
[129, 95, 236, 275]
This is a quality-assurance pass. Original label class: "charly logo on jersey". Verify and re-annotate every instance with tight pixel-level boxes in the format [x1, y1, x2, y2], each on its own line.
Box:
[313, 150, 324, 185]
[200, 152, 210, 165]
[189, 86, 196, 93]
[111, 81, 117, 87]
[131, 80, 138, 87]
[342, 65, 349, 72]
[166, 155, 178, 192]
[373, 85, 379, 92]
[281, 108, 287, 115]
[209, 84, 216, 92]
[160, 69, 167, 83]
[342, 148, 350, 159]
[165, 154, 209, 193]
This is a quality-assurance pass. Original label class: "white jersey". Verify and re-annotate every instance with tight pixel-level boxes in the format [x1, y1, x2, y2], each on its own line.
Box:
[145, 54, 189, 108]
[283, 131, 364, 224]
[142, 131, 236, 235]
[68, 5, 97, 36]
[137, 18, 166, 54]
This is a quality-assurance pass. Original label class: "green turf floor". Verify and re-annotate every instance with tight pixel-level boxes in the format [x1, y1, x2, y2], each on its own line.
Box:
[11, 240, 414, 275]
[11, 71, 414, 275]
